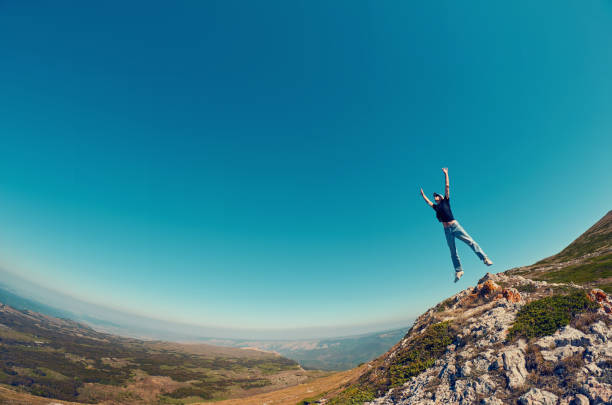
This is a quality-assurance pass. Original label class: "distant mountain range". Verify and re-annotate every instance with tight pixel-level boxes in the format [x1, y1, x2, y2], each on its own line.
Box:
[198, 327, 410, 371]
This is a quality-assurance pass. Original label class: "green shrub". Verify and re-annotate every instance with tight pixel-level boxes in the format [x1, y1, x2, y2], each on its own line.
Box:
[506, 291, 599, 341]
[388, 321, 453, 387]
[296, 394, 323, 404]
[326, 386, 375, 405]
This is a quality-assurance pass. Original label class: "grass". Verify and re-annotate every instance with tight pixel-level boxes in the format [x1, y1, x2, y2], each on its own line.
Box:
[538, 233, 611, 263]
[535, 253, 612, 284]
[506, 291, 600, 341]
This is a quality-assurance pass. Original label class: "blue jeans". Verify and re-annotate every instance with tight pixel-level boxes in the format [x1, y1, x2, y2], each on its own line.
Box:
[444, 221, 487, 272]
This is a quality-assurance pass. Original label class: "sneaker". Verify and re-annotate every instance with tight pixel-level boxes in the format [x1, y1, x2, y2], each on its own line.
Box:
[454, 270, 464, 283]
[484, 257, 493, 266]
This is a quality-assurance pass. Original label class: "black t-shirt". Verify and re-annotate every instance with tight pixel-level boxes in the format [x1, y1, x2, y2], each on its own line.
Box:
[433, 197, 455, 222]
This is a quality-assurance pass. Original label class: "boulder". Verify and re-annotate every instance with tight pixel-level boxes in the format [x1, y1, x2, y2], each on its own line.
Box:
[501, 345, 528, 389]
[554, 326, 591, 347]
[518, 388, 558, 405]
[540, 345, 584, 362]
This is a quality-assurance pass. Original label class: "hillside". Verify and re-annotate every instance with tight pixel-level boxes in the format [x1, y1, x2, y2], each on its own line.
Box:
[507, 210, 612, 293]
[0, 303, 327, 404]
[315, 211, 612, 404]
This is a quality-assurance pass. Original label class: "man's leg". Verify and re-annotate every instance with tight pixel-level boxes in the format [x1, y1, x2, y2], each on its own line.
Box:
[445, 228, 462, 272]
[452, 222, 488, 262]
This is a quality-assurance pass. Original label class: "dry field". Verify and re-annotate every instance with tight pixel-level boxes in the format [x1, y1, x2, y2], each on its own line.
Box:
[195, 364, 367, 405]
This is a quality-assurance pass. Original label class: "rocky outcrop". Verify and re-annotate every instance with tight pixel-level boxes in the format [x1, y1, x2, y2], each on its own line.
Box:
[348, 273, 612, 405]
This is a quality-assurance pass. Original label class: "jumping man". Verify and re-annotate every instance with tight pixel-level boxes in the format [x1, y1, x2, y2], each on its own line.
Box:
[420, 168, 493, 282]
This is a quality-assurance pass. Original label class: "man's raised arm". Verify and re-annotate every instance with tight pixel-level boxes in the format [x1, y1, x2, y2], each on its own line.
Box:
[420, 188, 434, 207]
[442, 167, 449, 199]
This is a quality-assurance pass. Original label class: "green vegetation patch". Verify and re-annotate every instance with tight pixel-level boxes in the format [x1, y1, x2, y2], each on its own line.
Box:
[165, 386, 214, 400]
[297, 393, 324, 404]
[539, 233, 611, 263]
[325, 321, 455, 404]
[326, 385, 375, 405]
[507, 291, 600, 341]
[516, 283, 537, 293]
[534, 253, 612, 288]
[434, 298, 454, 312]
[388, 321, 453, 387]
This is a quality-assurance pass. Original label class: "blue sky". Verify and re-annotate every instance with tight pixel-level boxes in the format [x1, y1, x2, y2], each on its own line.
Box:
[0, 1, 610, 338]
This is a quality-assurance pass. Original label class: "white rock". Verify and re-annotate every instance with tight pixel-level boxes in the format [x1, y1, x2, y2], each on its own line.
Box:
[589, 320, 611, 342]
[480, 398, 504, 405]
[540, 345, 584, 362]
[554, 326, 591, 347]
[501, 345, 528, 389]
[518, 388, 558, 405]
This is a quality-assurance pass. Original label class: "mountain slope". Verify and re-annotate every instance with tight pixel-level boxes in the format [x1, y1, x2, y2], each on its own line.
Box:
[507, 210, 612, 293]
[318, 211, 612, 405]
[538, 210, 612, 263]
[320, 274, 611, 405]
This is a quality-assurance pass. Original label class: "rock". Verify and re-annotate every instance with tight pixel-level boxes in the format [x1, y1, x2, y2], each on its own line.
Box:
[458, 362, 472, 377]
[474, 374, 496, 396]
[469, 350, 495, 372]
[501, 287, 522, 303]
[569, 394, 589, 405]
[554, 326, 591, 347]
[481, 280, 501, 295]
[501, 344, 528, 389]
[540, 345, 584, 362]
[584, 362, 602, 376]
[480, 397, 504, 405]
[580, 376, 612, 404]
[438, 362, 457, 381]
[518, 388, 558, 405]
[587, 288, 612, 313]
[590, 320, 611, 343]
[534, 326, 591, 352]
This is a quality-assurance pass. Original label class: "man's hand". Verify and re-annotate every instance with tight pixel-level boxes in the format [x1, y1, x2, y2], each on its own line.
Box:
[420, 188, 433, 207]
[442, 167, 448, 174]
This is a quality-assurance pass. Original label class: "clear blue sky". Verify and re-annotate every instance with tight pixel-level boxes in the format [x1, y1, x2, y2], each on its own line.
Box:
[0, 1, 610, 338]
